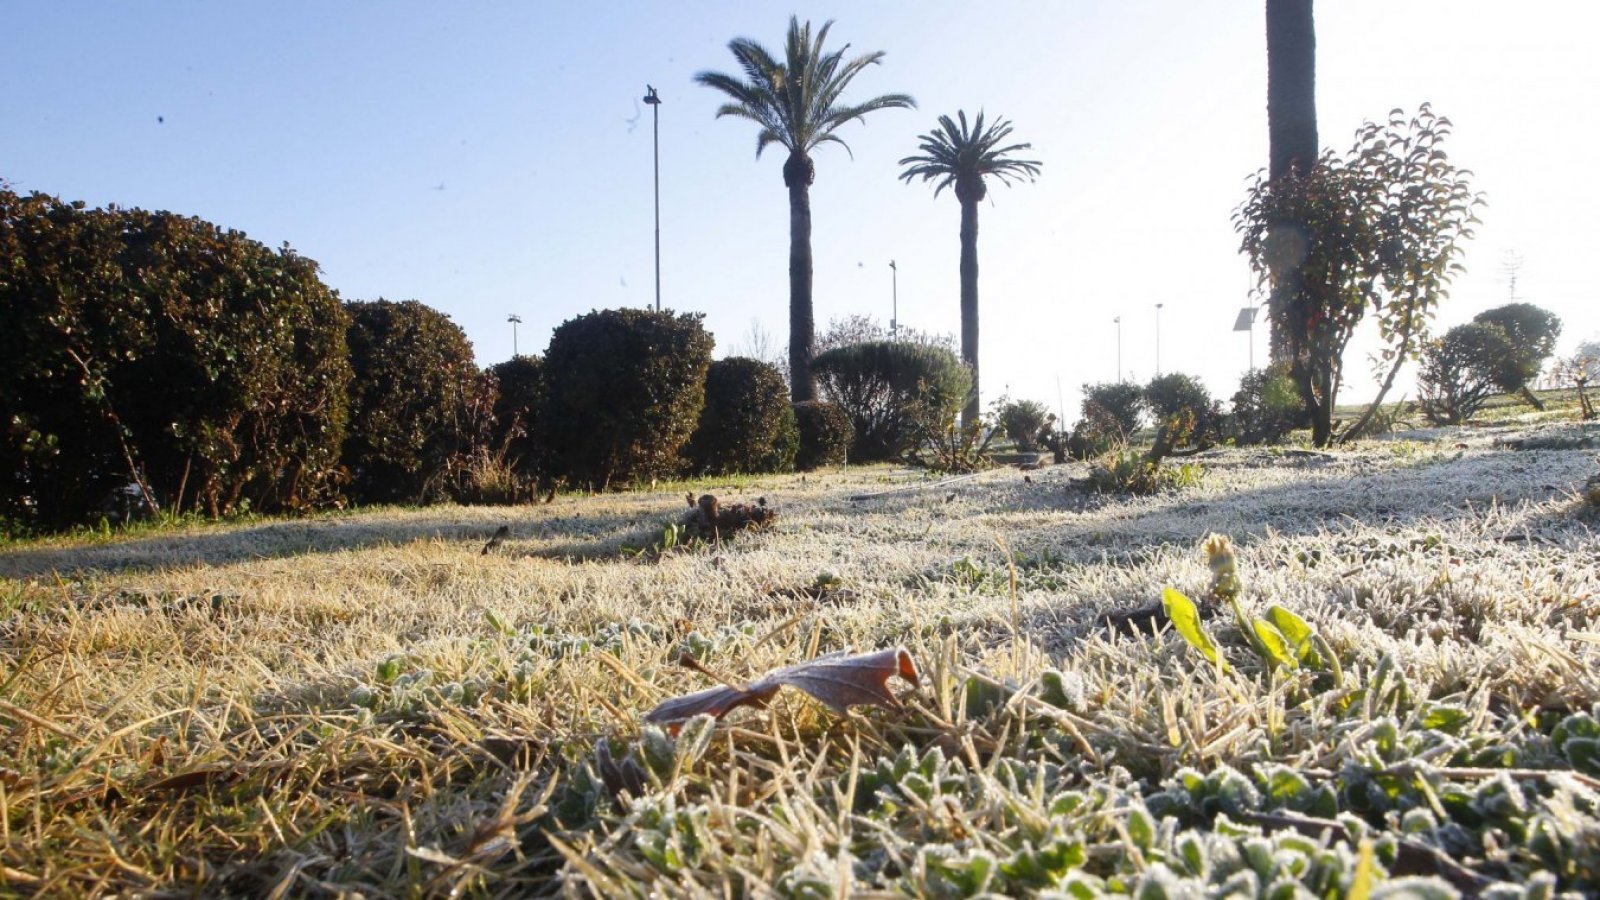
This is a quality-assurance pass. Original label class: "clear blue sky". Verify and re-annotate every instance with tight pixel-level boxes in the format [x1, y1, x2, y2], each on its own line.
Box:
[6, 2, 1595, 414]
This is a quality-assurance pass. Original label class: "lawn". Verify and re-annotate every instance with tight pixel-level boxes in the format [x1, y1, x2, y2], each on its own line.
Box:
[2, 418, 1598, 897]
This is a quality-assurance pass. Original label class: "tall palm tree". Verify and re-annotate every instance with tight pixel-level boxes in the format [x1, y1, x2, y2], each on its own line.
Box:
[697, 17, 914, 402]
[899, 110, 1040, 426]
[1265, 0, 1318, 365]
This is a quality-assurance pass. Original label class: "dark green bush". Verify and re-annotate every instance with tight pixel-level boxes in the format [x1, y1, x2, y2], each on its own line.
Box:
[1472, 303, 1561, 400]
[0, 188, 351, 528]
[538, 308, 714, 490]
[813, 341, 970, 462]
[1144, 373, 1224, 450]
[487, 355, 547, 479]
[793, 401, 853, 470]
[685, 357, 797, 475]
[1229, 364, 1301, 445]
[1418, 322, 1516, 425]
[997, 399, 1051, 451]
[342, 299, 482, 505]
[1069, 382, 1145, 457]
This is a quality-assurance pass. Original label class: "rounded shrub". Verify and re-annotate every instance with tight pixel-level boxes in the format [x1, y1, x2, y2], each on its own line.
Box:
[487, 355, 547, 479]
[342, 299, 482, 505]
[686, 357, 797, 475]
[1144, 372, 1224, 449]
[1229, 364, 1301, 445]
[538, 308, 714, 490]
[1, 188, 351, 528]
[1417, 322, 1517, 425]
[813, 341, 970, 462]
[792, 400, 853, 470]
[998, 399, 1051, 451]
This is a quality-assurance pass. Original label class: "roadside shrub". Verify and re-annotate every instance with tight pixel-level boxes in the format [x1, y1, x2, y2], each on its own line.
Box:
[1069, 382, 1145, 458]
[1417, 322, 1517, 425]
[1473, 303, 1561, 404]
[793, 401, 853, 470]
[342, 299, 482, 505]
[1144, 372, 1225, 450]
[487, 355, 547, 479]
[997, 399, 1051, 451]
[0, 188, 351, 528]
[539, 308, 713, 490]
[1230, 364, 1301, 445]
[686, 357, 797, 475]
[813, 341, 970, 462]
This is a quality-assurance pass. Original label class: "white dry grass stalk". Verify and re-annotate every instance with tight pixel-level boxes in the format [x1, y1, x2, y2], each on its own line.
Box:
[0, 423, 1597, 896]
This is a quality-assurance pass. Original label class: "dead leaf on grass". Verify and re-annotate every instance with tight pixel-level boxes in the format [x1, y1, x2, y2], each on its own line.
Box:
[644, 647, 920, 728]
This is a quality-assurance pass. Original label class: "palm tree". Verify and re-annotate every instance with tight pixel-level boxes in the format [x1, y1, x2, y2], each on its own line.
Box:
[899, 110, 1040, 426]
[1265, 0, 1318, 366]
[696, 17, 914, 402]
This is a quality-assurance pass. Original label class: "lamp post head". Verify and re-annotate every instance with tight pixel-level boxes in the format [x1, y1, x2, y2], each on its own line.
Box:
[643, 85, 661, 105]
[508, 314, 522, 324]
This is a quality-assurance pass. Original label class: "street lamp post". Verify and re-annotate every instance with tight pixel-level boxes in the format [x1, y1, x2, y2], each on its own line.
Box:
[644, 85, 662, 312]
[1114, 316, 1122, 382]
[889, 260, 899, 337]
[508, 314, 522, 358]
[1154, 303, 1165, 377]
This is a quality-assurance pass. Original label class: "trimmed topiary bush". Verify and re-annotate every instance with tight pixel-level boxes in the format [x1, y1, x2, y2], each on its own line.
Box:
[538, 308, 714, 490]
[0, 187, 351, 528]
[342, 299, 482, 505]
[686, 357, 797, 475]
[1144, 372, 1224, 450]
[997, 399, 1051, 451]
[1417, 322, 1517, 425]
[1229, 364, 1300, 445]
[487, 355, 547, 480]
[813, 341, 970, 462]
[793, 401, 853, 470]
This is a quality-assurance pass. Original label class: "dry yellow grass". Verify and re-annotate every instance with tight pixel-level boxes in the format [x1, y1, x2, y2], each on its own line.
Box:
[2, 422, 1598, 896]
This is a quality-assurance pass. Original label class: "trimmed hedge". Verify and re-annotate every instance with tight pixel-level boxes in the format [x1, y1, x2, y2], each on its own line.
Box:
[793, 400, 853, 470]
[686, 357, 797, 475]
[813, 341, 969, 462]
[1, 188, 350, 528]
[341, 299, 481, 505]
[538, 308, 713, 490]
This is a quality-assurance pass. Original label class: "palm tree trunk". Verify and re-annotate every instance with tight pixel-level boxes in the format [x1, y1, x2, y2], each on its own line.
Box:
[1265, 0, 1318, 369]
[785, 152, 816, 402]
[959, 197, 980, 427]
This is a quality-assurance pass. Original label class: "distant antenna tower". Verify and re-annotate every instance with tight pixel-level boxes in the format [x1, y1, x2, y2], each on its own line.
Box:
[1502, 250, 1525, 301]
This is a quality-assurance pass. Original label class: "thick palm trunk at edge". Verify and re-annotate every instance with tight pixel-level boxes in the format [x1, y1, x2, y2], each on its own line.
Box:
[786, 166, 816, 403]
[959, 198, 980, 427]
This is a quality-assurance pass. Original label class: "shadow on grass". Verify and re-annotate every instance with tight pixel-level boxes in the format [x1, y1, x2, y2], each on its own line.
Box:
[0, 503, 677, 580]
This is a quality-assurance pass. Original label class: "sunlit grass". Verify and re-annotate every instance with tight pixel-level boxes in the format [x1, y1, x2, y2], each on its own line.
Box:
[2, 422, 1598, 896]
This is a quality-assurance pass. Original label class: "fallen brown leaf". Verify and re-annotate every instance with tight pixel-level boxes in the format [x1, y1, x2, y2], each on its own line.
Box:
[644, 647, 919, 727]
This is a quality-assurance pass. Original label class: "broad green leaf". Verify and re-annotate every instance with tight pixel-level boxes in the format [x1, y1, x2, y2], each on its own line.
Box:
[1251, 619, 1297, 669]
[1162, 587, 1228, 673]
[1264, 605, 1317, 663]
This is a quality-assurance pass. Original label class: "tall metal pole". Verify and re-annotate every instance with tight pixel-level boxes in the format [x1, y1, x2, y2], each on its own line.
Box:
[1114, 316, 1122, 382]
[644, 85, 662, 312]
[1155, 303, 1165, 377]
[889, 260, 898, 337]
[508, 314, 522, 358]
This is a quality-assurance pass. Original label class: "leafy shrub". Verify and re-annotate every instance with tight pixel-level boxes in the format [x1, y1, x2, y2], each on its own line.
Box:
[792, 401, 853, 470]
[1473, 303, 1561, 400]
[685, 357, 797, 475]
[341, 299, 483, 505]
[997, 399, 1051, 451]
[1417, 322, 1517, 425]
[813, 341, 970, 462]
[1087, 447, 1204, 495]
[0, 188, 351, 528]
[538, 308, 713, 490]
[1144, 373, 1224, 450]
[1230, 364, 1301, 445]
[487, 355, 547, 479]
[1068, 382, 1145, 458]
[1081, 382, 1145, 439]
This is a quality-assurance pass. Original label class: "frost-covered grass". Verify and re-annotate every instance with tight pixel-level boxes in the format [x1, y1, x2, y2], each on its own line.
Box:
[2, 421, 1598, 897]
